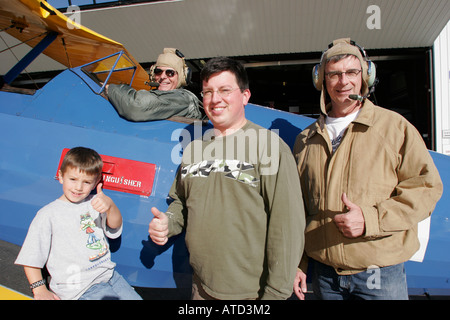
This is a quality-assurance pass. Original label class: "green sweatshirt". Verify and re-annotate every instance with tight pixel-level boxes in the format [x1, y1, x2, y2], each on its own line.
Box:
[166, 120, 305, 299]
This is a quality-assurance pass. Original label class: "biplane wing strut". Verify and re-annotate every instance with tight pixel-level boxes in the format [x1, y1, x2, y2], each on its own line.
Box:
[3, 31, 57, 84]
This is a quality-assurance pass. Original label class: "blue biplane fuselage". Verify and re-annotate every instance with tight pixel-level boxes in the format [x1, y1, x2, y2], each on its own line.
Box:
[1, 53, 450, 296]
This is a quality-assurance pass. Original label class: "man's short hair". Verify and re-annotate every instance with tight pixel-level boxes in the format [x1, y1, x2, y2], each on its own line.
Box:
[200, 57, 249, 90]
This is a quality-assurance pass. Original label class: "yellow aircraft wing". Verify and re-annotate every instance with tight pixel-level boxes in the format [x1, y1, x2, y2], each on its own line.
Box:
[0, 0, 150, 90]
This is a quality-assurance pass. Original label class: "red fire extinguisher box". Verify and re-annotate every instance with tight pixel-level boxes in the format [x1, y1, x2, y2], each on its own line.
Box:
[56, 148, 156, 197]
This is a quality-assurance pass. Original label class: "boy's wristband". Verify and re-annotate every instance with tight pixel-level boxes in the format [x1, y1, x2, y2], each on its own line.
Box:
[30, 279, 46, 290]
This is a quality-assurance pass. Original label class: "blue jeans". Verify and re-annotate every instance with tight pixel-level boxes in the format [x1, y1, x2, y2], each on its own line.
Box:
[79, 271, 142, 300]
[311, 260, 409, 300]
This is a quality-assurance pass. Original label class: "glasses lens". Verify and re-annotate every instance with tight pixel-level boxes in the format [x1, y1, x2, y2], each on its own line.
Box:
[326, 72, 340, 80]
[346, 69, 361, 78]
[165, 69, 176, 77]
[154, 68, 176, 77]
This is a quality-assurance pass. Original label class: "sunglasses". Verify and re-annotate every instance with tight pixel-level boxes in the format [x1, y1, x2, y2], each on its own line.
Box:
[154, 68, 177, 78]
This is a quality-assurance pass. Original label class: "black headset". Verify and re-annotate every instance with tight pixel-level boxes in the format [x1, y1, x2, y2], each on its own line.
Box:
[174, 49, 192, 86]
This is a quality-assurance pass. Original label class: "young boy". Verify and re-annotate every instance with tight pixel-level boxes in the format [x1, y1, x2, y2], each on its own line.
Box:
[15, 147, 141, 300]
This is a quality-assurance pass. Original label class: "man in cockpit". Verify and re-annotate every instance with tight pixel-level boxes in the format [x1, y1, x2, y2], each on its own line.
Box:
[105, 48, 204, 121]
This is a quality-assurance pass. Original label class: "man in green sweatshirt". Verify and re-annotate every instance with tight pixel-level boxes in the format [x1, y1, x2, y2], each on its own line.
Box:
[149, 57, 305, 300]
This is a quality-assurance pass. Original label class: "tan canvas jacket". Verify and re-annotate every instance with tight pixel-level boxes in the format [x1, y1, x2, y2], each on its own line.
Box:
[293, 99, 443, 274]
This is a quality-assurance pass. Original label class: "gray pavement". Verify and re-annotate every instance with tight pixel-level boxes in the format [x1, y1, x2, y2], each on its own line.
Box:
[1, 239, 440, 300]
[0, 239, 193, 300]
[0, 240, 30, 296]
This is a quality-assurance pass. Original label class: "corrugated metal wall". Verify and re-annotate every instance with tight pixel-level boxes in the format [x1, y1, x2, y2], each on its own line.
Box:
[76, 0, 450, 62]
[2, 0, 449, 74]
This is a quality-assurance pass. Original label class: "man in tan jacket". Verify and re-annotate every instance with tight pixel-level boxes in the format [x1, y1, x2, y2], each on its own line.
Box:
[293, 38, 443, 300]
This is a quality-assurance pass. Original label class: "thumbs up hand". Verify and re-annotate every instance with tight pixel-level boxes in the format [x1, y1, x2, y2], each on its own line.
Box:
[96, 182, 104, 195]
[333, 193, 366, 238]
[91, 183, 111, 213]
[148, 207, 169, 245]
[91, 183, 122, 230]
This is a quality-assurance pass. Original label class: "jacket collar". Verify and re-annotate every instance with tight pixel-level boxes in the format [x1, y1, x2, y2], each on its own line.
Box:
[309, 99, 376, 140]
[352, 99, 375, 127]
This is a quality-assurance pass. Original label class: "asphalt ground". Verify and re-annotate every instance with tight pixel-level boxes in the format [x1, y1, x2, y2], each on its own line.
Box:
[0, 240, 31, 299]
[0, 239, 192, 300]
[0, 239, 302, 301]
[0, 239, 442, 301]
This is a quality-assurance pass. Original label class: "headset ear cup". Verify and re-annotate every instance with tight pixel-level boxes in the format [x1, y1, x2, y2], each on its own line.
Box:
[312, 64, 322, 91]
[366, 60, 376, 87]
[149, 65, 156, 82]
[185, 66, 192, 86]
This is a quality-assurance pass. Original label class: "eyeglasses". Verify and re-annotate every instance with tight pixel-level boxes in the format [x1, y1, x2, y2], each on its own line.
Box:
[154, 68, 177, 78]
[201, 87, 241, 99]
[325, 69, 362, 81]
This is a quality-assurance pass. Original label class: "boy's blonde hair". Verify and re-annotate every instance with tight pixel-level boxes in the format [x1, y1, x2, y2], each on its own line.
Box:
[60, 147, 103, 179]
